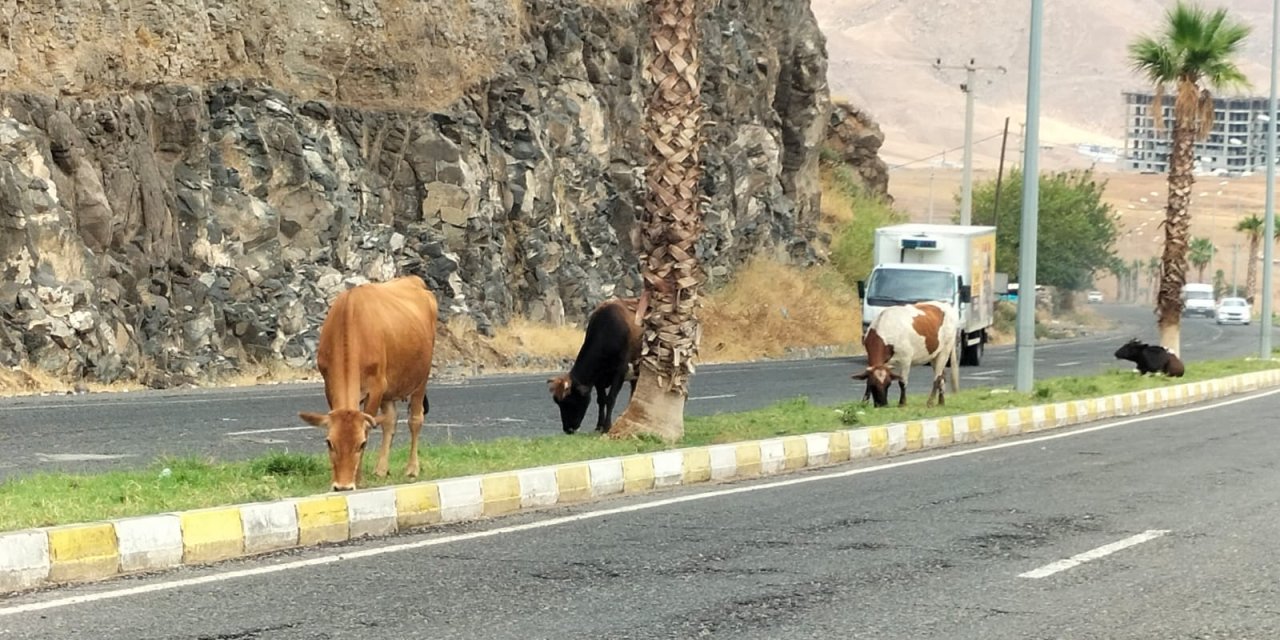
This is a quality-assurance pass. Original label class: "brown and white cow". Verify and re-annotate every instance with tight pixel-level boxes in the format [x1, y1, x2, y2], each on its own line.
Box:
[299, 275, 438, 491]
[548, 297, 642, 434]
[852, 300, 960, 407]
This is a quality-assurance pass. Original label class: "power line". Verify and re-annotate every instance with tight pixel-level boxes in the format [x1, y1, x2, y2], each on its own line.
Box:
[887, 132, 1006, 170]
[887, 131, 1116, 172]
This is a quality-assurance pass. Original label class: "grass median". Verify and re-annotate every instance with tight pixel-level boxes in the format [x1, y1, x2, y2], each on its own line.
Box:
[2, 356, 1278, 533]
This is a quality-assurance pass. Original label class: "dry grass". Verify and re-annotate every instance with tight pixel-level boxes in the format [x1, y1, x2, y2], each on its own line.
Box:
[0, 366, 144, 396]
[490, 318, 584, 362]
[210, 360, 319, 388]
[699, 258, 860, 363]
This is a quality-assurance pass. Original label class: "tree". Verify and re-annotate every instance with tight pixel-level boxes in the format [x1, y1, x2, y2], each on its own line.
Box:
[1129, 1, 1250, 355]
[968, 168, 1118, 293]
[1236, 214, 1263, 303]
[1213, 268, 1228, 299]
[1107, 257, 1130, 302]
[1189, 236, 1215, 282]
[608, 0, 704, 442]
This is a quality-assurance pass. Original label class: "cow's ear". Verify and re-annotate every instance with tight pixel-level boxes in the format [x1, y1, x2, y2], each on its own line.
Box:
[548, 376, 571, 400]
[888, 372, 903, 382]
[851, 370, 870, 381]
[299, 412, 329, 429]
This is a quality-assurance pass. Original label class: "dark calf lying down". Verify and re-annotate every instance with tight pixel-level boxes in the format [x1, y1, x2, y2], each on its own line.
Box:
[1113, 338, 1185, 377]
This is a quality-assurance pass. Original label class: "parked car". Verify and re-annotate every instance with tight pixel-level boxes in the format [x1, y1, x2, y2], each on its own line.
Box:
[1216, 297, 1251, 325]
[1087, 290, 1103, 303]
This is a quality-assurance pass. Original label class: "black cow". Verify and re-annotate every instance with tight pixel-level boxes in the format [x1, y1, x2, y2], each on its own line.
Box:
[1114, 338, 1185, 377]
[548, 297, 641, 434]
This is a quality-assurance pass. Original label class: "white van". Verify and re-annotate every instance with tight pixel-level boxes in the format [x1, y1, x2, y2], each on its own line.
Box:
[1181, 283, 1215, 318]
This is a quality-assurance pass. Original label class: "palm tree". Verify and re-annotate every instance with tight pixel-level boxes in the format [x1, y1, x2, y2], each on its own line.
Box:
[1189, 237, 1215, 282]
[1236, 214, 1263, 303]
[608, 0, 704, 442]
[1129, 2, 1250, 355]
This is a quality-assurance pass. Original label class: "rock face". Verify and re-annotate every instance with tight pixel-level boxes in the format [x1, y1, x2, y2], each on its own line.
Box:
[824, 101, 891, 201]
[0, 0, 832, 386]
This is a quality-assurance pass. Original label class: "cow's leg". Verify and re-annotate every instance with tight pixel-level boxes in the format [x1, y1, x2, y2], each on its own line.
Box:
[594, 382, 611, 432]
[927, 374, 943, 407]
[896, 376, 908, 406]
[358, 384, 387, 482]
[597, 375, 626, 433]
[374, 399, 397, 478]
[931, 355, 949, 406]
[405, 385, 426, 479]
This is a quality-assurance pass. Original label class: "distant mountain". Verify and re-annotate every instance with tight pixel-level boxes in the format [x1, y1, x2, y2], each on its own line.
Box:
[812, 0, 1274, 169]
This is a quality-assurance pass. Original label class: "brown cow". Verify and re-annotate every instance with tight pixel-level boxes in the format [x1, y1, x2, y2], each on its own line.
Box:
[852, 301, 960, 407]
[299, 276, 438, 491]
[548, 297, 642, 433]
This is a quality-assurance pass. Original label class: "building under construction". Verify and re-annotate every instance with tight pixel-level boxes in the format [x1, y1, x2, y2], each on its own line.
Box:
[1123, 91, 1275, 175]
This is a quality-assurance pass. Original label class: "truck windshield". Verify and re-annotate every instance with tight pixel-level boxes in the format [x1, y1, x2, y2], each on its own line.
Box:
[865, 269, 955, 305]
[1184, 290, 1213, 301]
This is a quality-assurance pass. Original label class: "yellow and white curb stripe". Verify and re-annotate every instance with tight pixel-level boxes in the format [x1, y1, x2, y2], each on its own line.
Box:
[2, 369, 1278, 593]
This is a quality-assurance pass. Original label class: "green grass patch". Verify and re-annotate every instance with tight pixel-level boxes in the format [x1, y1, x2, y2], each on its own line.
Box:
[2, 355, 1278, 532]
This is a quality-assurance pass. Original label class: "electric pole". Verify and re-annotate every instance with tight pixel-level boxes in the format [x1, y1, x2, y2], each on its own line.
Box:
[1232, 242, 1239, 296]
[936, 57, 1007, 225]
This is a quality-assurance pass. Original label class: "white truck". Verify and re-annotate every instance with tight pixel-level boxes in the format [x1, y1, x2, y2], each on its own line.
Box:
[1181, 282, 1215, 318]
[857, 223, 998, 366]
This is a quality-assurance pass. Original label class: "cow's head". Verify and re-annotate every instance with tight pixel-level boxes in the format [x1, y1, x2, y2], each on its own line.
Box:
[852, 366, 900, 407]
[299, 409, 377, 491]
[1114, 338, 1145, 362]
[548, 374, 591, 434]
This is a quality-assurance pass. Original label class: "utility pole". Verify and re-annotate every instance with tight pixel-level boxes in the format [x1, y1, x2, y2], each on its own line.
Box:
[992, 117, 1012, 223]
[1232, 242, 1239, 296]
[1014, 0, 1043, 393]
[931, 166, 942, 224]
[935, 57, 1007, 225]
[1263, 0, 1278, 357]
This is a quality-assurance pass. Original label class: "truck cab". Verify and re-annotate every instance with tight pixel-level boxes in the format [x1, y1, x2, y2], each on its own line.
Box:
[1181, 283, 1215, 318]
[860, 264, 970, 328]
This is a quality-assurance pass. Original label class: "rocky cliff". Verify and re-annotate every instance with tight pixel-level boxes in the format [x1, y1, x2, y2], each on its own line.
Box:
[0, 0, 832, 387]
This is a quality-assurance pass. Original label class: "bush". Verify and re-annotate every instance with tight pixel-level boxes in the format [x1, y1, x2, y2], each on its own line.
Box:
[825, 165, 903, 289]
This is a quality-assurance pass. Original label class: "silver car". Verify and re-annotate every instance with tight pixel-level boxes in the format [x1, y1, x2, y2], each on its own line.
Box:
[1215, 297, 1251, 325]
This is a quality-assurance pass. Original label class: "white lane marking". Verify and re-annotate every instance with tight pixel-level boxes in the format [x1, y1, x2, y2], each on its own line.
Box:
[1056, 361, 1083, 367]
[1018, 529, 1170, 579]
[225, 427, 313, 437]
[689, 394, 737, 401]
[1, 388, 1275, 617]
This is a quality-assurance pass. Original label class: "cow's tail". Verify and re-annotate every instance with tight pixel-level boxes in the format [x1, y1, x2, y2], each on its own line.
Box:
[423, 392, 430, 416]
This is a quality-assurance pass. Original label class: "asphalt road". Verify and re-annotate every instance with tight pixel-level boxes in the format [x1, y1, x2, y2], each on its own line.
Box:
[0, 303, 1272, 480]
[3, 384, 1278, 638]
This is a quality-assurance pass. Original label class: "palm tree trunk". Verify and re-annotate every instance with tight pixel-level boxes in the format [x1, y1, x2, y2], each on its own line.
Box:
[609, 0, 703, 443]
[1157, 118, 1195, 356]
[1246, 236, 1260, 304]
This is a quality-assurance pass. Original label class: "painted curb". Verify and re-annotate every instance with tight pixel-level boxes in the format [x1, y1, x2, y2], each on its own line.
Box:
[2, 369, 1277, 594]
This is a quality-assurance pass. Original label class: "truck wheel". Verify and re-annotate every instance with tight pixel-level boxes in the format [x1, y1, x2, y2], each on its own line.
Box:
[960, 333, 984, 366]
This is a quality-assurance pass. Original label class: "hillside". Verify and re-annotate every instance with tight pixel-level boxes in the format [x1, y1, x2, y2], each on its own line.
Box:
[813, 0, 1275, 168]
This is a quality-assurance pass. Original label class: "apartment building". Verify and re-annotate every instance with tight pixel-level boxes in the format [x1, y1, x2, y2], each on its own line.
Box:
[1123, 91, 1274, 174]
